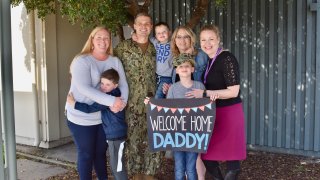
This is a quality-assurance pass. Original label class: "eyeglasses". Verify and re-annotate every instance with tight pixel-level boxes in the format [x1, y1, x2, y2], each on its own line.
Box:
[175, 35, 190, 40]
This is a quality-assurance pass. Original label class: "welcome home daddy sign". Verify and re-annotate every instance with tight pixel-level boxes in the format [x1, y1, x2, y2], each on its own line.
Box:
[146, 98, 216, 153]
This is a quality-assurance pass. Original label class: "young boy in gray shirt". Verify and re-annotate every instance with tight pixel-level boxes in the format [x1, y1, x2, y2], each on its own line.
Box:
[166, 53, 205, 180]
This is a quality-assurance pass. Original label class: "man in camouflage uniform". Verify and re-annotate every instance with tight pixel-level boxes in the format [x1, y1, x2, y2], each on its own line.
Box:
[114, 12, 163, 180]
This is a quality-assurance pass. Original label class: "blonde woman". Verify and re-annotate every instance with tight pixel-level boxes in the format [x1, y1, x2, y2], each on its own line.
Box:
[164, 26, 208, 180]
[66, 26, 128, 180]
[188, 25, 246, 180]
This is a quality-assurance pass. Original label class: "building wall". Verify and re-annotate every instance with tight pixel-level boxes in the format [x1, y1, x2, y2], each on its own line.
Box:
[11, 4, 39, 146]
[10, 0, 320, 154]
[10, 4, 90, 148]
[150, 0, 320, 157]
[43, 7, 91, 147]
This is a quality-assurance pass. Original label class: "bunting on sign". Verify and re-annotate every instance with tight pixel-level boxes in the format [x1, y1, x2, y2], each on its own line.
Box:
[148, 101, 212, 114]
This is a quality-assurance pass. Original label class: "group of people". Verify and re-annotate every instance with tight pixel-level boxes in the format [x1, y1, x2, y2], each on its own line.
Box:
[65, 12, 246, 180]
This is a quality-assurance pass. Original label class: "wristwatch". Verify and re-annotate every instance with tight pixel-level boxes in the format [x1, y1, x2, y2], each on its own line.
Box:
[203, 90, 207, 97]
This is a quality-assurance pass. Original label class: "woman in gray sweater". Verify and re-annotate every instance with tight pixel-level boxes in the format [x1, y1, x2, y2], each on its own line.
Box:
[66, 26, 128, 180]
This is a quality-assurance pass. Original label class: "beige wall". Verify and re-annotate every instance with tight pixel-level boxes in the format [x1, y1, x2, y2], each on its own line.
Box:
[54, 9, 91, 141]
[11, 4, 132, 148]
[11, 4, 90, 148]
[11, 4, 39, 146]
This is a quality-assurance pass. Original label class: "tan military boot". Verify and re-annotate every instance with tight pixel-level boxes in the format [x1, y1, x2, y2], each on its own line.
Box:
[143, 175, 158, 180]
[132, 174, 144, 180]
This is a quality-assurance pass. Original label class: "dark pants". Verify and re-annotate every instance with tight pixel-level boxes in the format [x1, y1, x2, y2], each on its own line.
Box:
[107, 140, 128, 180]
[203, 160, 240, 171]
[67, 120, 108, 180]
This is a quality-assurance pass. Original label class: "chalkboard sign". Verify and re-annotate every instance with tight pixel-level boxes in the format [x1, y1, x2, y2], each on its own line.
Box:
[146, 98, 216, 153]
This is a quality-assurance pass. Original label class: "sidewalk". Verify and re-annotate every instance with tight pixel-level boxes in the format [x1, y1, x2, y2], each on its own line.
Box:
[16, 143, 77, 180]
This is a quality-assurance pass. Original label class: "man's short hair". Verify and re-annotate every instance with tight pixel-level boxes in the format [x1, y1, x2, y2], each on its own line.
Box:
[134, 12, 152, 23]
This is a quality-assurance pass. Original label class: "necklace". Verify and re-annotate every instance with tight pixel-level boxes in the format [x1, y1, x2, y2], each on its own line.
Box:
[204, 47, 222, 84]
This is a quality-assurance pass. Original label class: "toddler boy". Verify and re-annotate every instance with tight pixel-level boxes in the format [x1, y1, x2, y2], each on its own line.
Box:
[151, 22, 174, 99]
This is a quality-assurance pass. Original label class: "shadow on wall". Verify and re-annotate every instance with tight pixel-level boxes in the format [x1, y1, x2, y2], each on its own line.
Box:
[20, 7, 32, 73]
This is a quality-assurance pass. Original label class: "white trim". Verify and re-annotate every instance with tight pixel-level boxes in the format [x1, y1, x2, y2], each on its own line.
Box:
[117, 141, 125, 172]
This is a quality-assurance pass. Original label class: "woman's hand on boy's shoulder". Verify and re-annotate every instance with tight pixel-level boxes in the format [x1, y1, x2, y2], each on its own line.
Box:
[185, 89, 204, 98]
[162, 83, 171, 95]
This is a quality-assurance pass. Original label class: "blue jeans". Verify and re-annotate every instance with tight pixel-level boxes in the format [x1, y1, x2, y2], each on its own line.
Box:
[155, 75, 172, 99]
[174, 151, 198, 180]
[67, 120, 108, 180]
[193, 49, 209, 82]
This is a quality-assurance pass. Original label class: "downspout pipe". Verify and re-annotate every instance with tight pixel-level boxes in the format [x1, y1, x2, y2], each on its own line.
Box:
[28, 11, 41, 147]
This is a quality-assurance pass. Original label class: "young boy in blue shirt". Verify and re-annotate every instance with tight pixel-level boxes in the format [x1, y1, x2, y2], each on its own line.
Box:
[67, 69, 128, 180]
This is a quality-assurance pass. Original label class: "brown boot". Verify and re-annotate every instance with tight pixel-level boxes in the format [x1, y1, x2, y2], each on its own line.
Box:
[143, 175, 157, 180]
[132, 174, 144, 180]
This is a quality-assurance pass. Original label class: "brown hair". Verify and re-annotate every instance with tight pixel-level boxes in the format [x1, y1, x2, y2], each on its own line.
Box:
[200, 25, 221, 41]
[154, 22, 170, 32]
[170, 26, 197, 57]
[101, 69, 119, 84]
[134, 12, 152, 23]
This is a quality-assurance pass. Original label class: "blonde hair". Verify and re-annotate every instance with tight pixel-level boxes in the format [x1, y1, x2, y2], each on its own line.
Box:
[170, 26, 197, 57]
[70, 26, 112, 73]
[80, 26, 113, 55]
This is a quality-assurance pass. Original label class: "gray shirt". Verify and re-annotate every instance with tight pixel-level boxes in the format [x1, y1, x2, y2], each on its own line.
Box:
[150, 37, 173, 77]
[66, 54, 128, 126]
[167, 81, 205, 99]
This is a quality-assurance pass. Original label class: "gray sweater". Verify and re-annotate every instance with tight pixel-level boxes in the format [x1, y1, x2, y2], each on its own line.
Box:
[66, 54, 128, 126]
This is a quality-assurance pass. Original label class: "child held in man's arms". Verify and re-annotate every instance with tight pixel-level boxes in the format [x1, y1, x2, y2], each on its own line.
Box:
[133, 22, 174, 99]
[67, 69, 128, 180]
[151, 22, 174, 99]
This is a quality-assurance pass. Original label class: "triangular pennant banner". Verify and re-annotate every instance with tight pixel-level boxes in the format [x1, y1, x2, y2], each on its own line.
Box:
[205, 103, 212, 109]
[170, 108, 177, 113]
[163, 107, 169, 113]
[150, 100, 211, 113]
[191, 107, 198, 112]
[157, 106, 163, 112]
[150, 104, 156, 110]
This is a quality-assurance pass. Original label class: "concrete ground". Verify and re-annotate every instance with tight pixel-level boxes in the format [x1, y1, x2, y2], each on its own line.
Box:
[16, 143, 77, 180]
